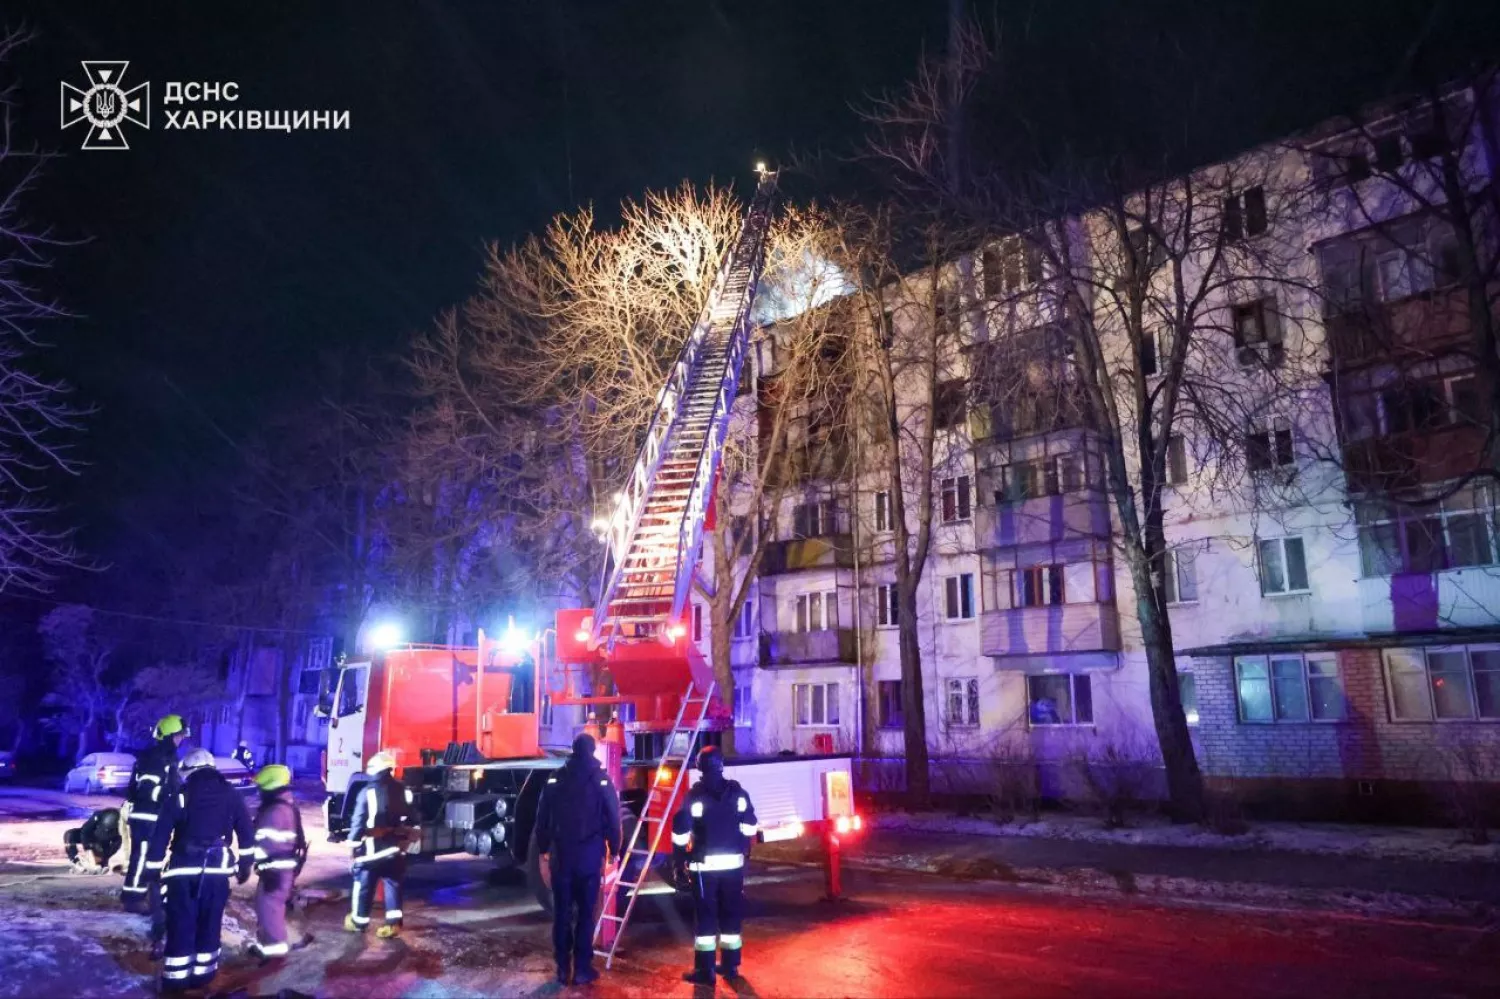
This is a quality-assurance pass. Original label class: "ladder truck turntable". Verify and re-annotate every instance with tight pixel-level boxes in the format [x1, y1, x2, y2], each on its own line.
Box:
[321, 169, 858, 933]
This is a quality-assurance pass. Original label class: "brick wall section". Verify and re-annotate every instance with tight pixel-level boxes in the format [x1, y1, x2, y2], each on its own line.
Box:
[1191, 648, 1500, 783]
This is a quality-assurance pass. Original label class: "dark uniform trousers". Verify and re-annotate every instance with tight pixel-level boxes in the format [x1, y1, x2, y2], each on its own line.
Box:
[550, 847, 604, 974]
[123, 814, 169, 943]
[160, 845, 234, 991]
[351, 854, 407, 926]
[693, 867, 746, 967]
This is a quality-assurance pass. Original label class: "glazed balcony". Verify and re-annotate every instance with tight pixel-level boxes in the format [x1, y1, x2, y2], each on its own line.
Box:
[759, 628, 859, 668]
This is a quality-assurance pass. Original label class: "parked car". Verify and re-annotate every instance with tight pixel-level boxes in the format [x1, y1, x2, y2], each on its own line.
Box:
[0, 750, 15, 781]
[214, 756, 256, 793]
[64, 752, 136, 795]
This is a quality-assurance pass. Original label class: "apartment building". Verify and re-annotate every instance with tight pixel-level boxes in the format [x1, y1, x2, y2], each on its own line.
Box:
[693, 84, 1500, 818]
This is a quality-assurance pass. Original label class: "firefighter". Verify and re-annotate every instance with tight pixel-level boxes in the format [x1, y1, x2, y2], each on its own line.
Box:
[146, 748, 255, 993]
[671, 746, 758, 985]
[64, 806, 123, 872]
[534, 733, 622, 986]
[233, 740, 255, 770]
[250, 764, 308, 960]
[344, 750, 416, 937]
[121, 714, 188, 913]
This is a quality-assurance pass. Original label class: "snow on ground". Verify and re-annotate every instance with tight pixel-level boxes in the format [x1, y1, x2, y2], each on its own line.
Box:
[875, 811, 1500, 862]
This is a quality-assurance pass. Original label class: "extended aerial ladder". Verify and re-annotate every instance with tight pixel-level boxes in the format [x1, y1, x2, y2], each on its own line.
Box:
[571, 169, 777, 967]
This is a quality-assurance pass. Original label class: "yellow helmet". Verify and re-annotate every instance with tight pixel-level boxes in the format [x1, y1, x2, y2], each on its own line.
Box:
[153, 715, 188, 740]
[365, 750, 397, 775]
[254, 764, 293, 791]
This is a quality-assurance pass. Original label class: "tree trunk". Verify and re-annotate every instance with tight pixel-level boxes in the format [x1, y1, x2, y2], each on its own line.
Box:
[896, 578, 930, 802]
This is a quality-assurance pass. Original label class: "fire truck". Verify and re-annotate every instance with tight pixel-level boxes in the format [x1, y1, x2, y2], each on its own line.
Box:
[321, 168, 858, 935]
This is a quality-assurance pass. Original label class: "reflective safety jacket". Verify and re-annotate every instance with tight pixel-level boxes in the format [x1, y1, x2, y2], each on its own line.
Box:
[126, 738, 181, 820]
[348, 771, 416, 867]
[671, 775, 758, 872]
[146, 768, 255, 881]
[535, 756, 622, 867]
[252, 788, 307, 875]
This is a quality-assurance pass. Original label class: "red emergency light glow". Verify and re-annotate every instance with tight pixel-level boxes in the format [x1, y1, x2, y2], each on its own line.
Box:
[574, 629, 590, 643]
[655, 766, 675, 787]
[834, 814, 863, 836]
[667, 624, 687, 640]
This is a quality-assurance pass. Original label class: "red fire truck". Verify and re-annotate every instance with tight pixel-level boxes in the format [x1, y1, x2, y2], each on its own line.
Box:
[320, 169, 857, 931]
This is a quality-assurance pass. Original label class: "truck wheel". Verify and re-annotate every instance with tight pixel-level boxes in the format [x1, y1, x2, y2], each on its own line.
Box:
[526, 825, 553, 914]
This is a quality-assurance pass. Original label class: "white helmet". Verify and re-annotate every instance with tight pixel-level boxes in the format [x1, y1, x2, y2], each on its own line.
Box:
[365, 751, 397, 775]
[180, 748, 216, 772]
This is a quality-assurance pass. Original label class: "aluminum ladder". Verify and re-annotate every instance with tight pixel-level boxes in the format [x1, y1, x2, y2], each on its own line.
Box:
[592, 681, 715, 969]
[591, 171, 777, 648]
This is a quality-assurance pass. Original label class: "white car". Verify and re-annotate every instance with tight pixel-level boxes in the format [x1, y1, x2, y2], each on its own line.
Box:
[63, 752, 136, 795]
[213, 756, 256, 793]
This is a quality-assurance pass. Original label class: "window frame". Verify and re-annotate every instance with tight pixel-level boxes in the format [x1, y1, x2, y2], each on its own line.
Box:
[731, 599, 755, 640]
[1383, 644, 1500, 722]
[876, 583, 899, 629]
[1025, 673, 1094, 727]
[1234, 653, 1346, 723]
[1163, 547, 1198, 605]
[874, 490, 893, 533]
[1167, 435, 1188, 486]
[940, 475, 973, 524]
[1014, 564, 1067, 608]
[943, 573, 976, 621]
[944, 677, 981, 728]
[691, 603, 704, 643]
[877, 679, 904, 729]
[794, 590, 837, 633]
[1257, 536, 1311, 596]
[733, 683, 753, 728]
[1356, 485, 1500, 577]
[792, 681, 842, 728]
[1178, 671, 1200, 725]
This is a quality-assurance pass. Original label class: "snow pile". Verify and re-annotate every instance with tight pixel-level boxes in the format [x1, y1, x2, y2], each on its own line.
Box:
[876, 811, 1500, 862]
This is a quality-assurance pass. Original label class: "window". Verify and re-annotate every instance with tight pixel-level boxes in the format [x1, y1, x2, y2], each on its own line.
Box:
[1027, 674, 1093, 725]
[793, 682, 840, 727]
[1385, 645, 1500, 721]
[934, 289, 961, 337]
[792, 501, 834, 539]
[1000, 453, 1089, 503]
[874, 490, 893, 532]
[692, 604, 704, 642]
[1015, 565, 1066, 607]
[795, 591, 836, 632]
[297, 668, 322, 696]
[940, 475, 972, 523]
[943, 574, 976, 620]
[1258, 536, 1310, 595]
[876, 583, 899, 627]
[1247, 418, 1294, 472]
[878, 680, 903, 728]
[1178, 672, 1199, 725]
[540, 693, 554, 727]
[935, 380, 967, 430]
[945, 677, 981, 727]
[1163, 548, 1197, 604]
[1235, 653, 1345, 722]
[1127, 226, 1167, 274]
[1231, 298, 1283, 366]
[732, 600, 755, 639]
[982, 237, 1042, 296]
[1167, 435, 1188, 486]
[733, 683, 752, 727]
[1356, 485, 1500, 576]
[1139, 328, 1159, 377]
[1376, 247, 1435, 302]
[1223, 186, 1267, 241]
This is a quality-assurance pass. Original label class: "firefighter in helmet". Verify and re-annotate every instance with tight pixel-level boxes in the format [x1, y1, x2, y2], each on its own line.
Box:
[345, 750, 417, 937]
[146, 748, 255, 993]
[122, 714, 189, 955]
[233, 740, 255, 770]
[250, 764, 308, 960]
[64, 806, 123, 872]
[671, 746, 758, 985]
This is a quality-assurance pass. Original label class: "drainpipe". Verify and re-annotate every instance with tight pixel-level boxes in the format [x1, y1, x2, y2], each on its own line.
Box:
[851, 418, 866, 759]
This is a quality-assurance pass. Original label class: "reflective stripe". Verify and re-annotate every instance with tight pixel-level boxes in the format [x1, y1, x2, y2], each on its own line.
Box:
[164, 956, 191, 968]
[687, 852, 745, 872]
[670, 831, 692, 846]
[720, 933, 743, 949]
[129, 813, 158, 823]
[138, 774, 162, 783]
[365, 787, 378, 821]
[163, 970, 191, 981]
[252, 847, 267, 859]
[351, 880, 362, 916]
[739, 823, 759, 837]
[350, 916, 370, 925]
[404, 788, 413, 805]
[152, 785, 161, 803]
[599, 778, 609, 786]
[256, 942, 289, 956]
[690, 802, 704, 818]
[192, 965, 215, 977]
[546, 777, 557, 784]
[257, 859, 298, 870]
[163, 867, 204, 878]
[196, 950, 219, 962]
[256, 828, 299, 842]
[694, 935, 718, 951]
[121, 885, 148, 894]
[737, 796, 747, 813]
[385, 908, 403, 920]
[354, 845, 401, 864]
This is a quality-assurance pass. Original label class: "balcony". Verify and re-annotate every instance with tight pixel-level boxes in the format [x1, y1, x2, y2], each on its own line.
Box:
[758, 534, 855, 576]
[974, 492, 1111, 549]
[759, 628, 858, 668]
[762, 439, 852, 487]
[1342, 425, 1486, 494]
[980, 603, 1121, 662]
[1325, 287, 1472, 369]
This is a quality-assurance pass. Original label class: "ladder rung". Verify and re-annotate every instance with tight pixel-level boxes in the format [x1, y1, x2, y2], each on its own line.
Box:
[598, 913, 625, 923]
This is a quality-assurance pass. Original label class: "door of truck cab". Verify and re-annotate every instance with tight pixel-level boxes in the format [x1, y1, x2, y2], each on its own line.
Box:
[325, 661, 372, 794]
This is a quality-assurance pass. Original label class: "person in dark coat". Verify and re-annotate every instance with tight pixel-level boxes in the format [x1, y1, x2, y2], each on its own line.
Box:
[671, 746, 758, 985]
[534, 733, 622, 986]
[250, 764, 308, 960]
[146, 749, 256, 994]
[121, 715, 188, 912]
[65, 806, 123, 871]
[344, 751, 417, 937]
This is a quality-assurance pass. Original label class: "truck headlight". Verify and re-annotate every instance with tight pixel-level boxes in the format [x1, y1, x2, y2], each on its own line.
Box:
[493, 797, 509, 820]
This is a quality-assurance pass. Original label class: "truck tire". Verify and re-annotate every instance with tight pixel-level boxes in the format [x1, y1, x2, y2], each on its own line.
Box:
[526, 825, 553, 914]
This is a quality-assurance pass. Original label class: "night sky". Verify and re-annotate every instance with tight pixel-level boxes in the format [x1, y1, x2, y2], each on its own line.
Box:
[3, 0, 1495, 583]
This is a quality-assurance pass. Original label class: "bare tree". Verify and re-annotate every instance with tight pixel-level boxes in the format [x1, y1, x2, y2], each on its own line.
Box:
[39, 604, 118, 762]
[0, 29, 85, 592]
